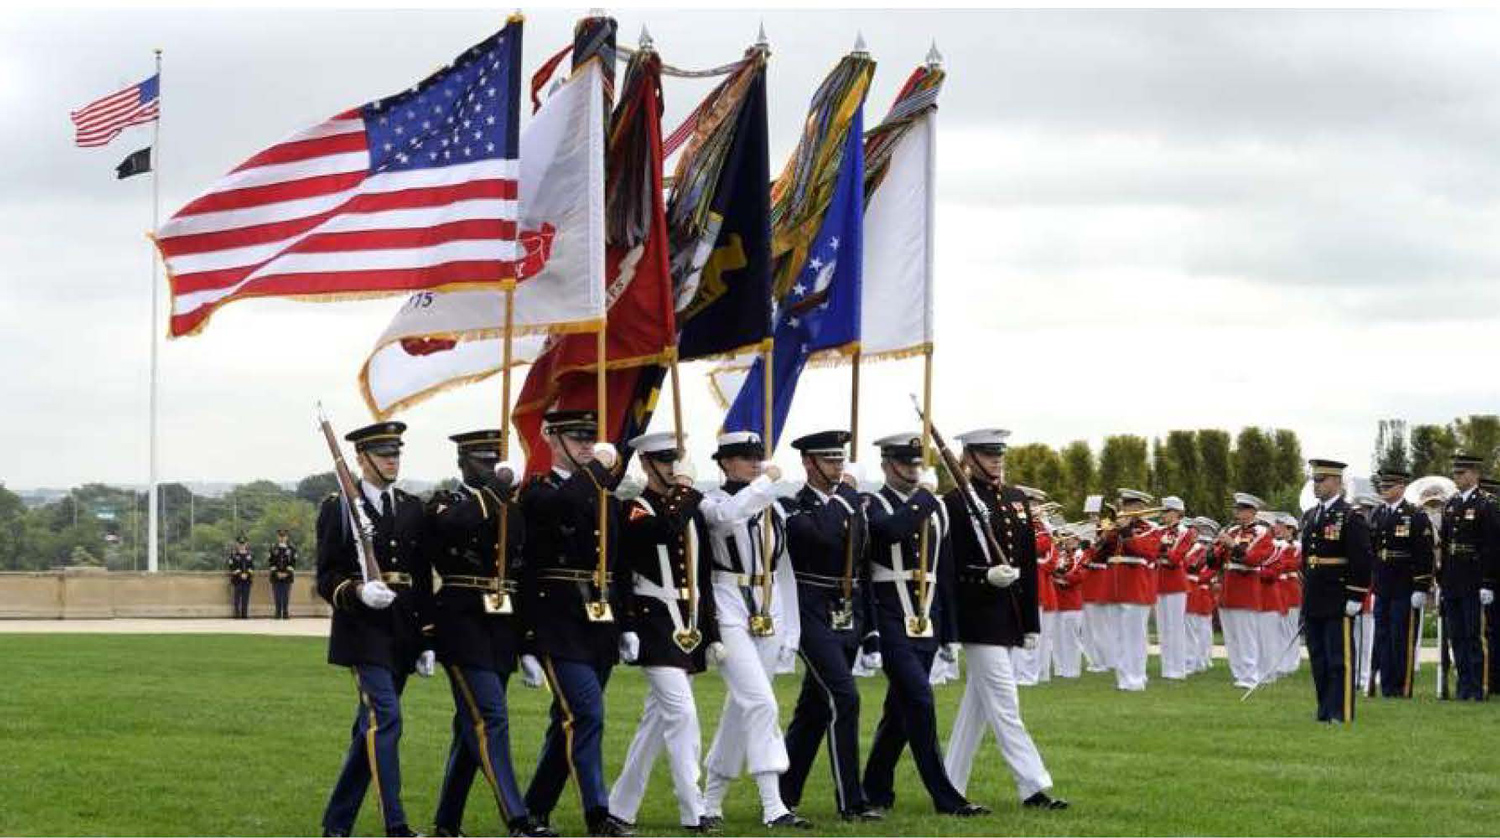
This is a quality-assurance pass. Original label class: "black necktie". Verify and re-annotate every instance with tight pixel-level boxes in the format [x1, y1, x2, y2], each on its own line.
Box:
[381, 491, 392, 520]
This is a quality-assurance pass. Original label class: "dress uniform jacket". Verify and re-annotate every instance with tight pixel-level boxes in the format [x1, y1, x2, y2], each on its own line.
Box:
[1439, 489, 1500, 596]
[1277, 541, 1303, 611]
[268, 545, 296, 582]
[1184, 543, 1217, 617]
[518, 461, 625, 667]
[228, 550, 254, 583]
[943, 482, 1039, 646]
[315, 487, 433, 671]
[1050, 547, 1086, 613]
[1034, 524, 1059, 612]
[1299, 497, 1374, 620]
[1156, 523, 1193, 596]
[1258, 541, 1289, 615]
[782, 483, 872, 642]
[425, 483, 525, 674]
[864, 485, 958, 649]
[1372, 500, 1434, 598]
[620, 484, 720, 672]
[1099, 520, 1164, 605]
[1213, 522, 1275, 611]
[1080, 545, 1112, 604]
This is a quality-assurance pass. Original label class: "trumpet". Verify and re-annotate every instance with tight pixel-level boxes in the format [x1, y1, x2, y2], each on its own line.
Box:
[1098, 505, 1168, 532]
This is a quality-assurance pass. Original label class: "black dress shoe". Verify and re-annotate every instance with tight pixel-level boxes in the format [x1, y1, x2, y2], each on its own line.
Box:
[509, 818, 558, 838]
[765, 813, 815, 830]
[691, 815, 724, 834]
[1022, 792, 1069, 810]
[587, 813, 636, 837]
[432, 826, 466, 837]
[947, 802, 991, 817]
[322, 830, 350, 838]
[387, 826, 425, 837]
[841, 806, 884, 822]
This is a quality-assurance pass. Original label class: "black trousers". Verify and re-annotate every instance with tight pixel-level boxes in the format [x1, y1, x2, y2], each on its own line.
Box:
[863, 640, 968, 813]
[1373, 592, 1418, 698]
[272, 581, 292, 619]
[781, 621, 865, 814]
[231, 582, 251, 619]
[1442, 593, 1489, 701]
[1306, 613, 1356, 723]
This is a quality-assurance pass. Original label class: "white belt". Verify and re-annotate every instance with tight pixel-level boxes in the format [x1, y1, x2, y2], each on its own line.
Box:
[870, 565, 925, 583]
[1226, 562, 1255, 572]
[1108, 556, 1149, 566]
[713, 570, 767, 588]
[636, 545, 696, 639]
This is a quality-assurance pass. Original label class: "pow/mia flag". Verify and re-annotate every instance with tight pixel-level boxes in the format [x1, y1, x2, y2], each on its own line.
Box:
[115, 147, 151, 179]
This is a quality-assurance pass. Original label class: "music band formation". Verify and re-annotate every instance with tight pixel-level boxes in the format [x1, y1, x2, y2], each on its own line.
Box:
[310, 413, 1500, 838]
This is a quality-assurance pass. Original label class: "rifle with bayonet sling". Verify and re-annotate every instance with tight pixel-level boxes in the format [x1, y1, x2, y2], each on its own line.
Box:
[910, 395, 1012, 568]
[317, 404, 381, 584]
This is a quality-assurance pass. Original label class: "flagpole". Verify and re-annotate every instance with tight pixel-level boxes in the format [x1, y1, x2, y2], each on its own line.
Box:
[849, 348, 862, 462]
[592, 323, 612, 621]
[757, 336, 776, 634]
[493, 279, 516, 613]
[147, 47, 162, 574]
[915, 51, 941, 635]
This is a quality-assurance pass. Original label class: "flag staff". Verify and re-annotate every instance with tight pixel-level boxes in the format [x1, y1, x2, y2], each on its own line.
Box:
[914, 43, 942, 633]
[847, 31, 869, 466]
[147, 47, 163, 573]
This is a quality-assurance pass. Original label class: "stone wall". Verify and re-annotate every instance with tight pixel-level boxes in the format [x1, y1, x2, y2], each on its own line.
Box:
[0, 568, 332, 619]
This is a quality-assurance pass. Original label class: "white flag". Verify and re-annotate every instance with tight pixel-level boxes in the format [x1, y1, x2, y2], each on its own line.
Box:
[859, 110, 934, 361]
[359, 62, 606, 417]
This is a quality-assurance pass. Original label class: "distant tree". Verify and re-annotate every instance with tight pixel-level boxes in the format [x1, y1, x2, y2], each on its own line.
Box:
[1161, 431, 1201, 513]
[1409, 424, 1457, 477]
[1197, 429, 1233, 519]
[1271, 429, 1303, 493]
[1452, 414, 1500, 474]
[296, 472, 340, 505]
[1232, 427, 1277, 500]
[1058, 441, 1095, 518]
[1098, 435, 1150, 498]
[246, 499, 318, 568]
[1148, 438, 1168, 498]
[0, 484, 24, 569]
[1372, 419, 1409, 475]
[1005, 444, 1063, 496]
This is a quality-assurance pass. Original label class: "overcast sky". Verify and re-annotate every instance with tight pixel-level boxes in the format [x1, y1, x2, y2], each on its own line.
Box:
[4, 7, 1500, 490]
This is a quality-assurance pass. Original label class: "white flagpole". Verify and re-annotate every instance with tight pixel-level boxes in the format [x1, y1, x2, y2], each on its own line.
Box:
[147, 48, 162, 573]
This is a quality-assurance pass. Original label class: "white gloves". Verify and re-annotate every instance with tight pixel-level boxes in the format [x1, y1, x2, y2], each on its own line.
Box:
[763, 462, 783, 483]
[591, 442, 619, 469]
[938, 642, 959, 664]
[415, 650, 436, 678]
[672, 457, 697, 486]
[776, 644, 798, 672]
[859, 649, 883, 671]
[1482, 589, 1495, 607]
[917, 467, 938, 494]
[619, 631, 640, 663]
[493, 460, 518, 487]
[519, 654, 545, 689]
[707, 641, 728, 666]
[1411, 591, 1427, 611]
[842, 462, 865, 489]
[1344, 600, 1362, 617]
[1022, 633, 1039, 651]
[359, 580, 397, 610]
[986, 565, 1021, 588]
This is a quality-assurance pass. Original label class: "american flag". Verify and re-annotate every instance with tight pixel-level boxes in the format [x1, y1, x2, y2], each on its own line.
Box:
[155, 21, 522, 337]
[71, 75, 159, 148]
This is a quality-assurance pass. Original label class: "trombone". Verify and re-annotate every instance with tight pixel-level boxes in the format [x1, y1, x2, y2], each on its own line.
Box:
[1098, 505, 1167, 533]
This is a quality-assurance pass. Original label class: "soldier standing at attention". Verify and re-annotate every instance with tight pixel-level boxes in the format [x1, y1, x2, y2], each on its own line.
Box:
[268, 529, 297, 620]
[228, 535, 254, 619]
[316, 421, 435, 838]
[1299, 458, 1374, 724]
[1369, 469, 1434, 699]
[1439, 454, 1500, 701]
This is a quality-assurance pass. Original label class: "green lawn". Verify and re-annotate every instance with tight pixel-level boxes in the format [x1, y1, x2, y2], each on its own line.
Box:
[0, 634, 1496, 837]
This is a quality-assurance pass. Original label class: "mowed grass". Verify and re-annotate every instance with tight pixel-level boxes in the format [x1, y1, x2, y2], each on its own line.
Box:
[1, 634, 1497, 837]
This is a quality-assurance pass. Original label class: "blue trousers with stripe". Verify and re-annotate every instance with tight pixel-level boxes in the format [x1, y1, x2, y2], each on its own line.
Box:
[1306, 614, 1356, 723]
[1443, 593, 1489, 701]
[525, 657, 613, 820]
[434, 665, 529, 832]
[1373, 593, 1418, 698]
[781, 630, 866, 814]
[323, 665, 410, 834]
[863, 641, 968, 813]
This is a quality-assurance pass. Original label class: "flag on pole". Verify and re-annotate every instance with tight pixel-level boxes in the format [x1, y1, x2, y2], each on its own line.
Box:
[116, 147, 153, 180]
[154, 20, 524, 337]
[859, 62, 943, 361]
[722, 99, 866, 445]
[358, 59, 607, 417]
[513, 43, 676, 475]
[71, 75, 159, 148]
[667, 51, 773, 362]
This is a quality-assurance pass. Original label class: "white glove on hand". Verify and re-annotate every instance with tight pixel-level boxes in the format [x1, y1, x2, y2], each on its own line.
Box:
[415, 650, 436, 678]
[358, 580, 397, 610]
[985, 565, 1021, 589]
[1411, 591, 1428, 610]
[776, 644, 798, 671]
[592, 442, 619, 470]
[1344, 599, 1362, 617]
[938, 642, 959, 664]
[672, 457, 697, 486]
[493, 460, 518, 487]
[917, 468, 938, 494]
[1022, 633, 1039, 651]
[520, 654, 545, 689]
[859, 650, 883, 671]
[1482, 588, 1495, 607]
[707, 641, 728, 666]
[841, 462, 865, 489]
[619, 631, 640, 663]
[762, 462, 782, 483]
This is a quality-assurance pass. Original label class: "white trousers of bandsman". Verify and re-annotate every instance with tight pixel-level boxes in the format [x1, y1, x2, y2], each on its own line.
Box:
[945, 643, 1055, 801]
[1255, 610, 1284, 684]
[1049, 610, 1084, 678]
[1356, 609, 1375, 691]
[609, 667, 705, 828]
[1219, 607, 1259, 686]
[1153, 592, 1189, 680]
[1082, 602, 1115, 672]
[1107, 603, 1150, 691]
[1277, 606, 1302, 675]
[1184, 613, 1214, 673]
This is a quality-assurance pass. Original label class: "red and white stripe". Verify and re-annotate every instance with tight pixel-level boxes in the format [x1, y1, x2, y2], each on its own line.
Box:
[156, 114, 519, 337]
[71, 84, 158, 148]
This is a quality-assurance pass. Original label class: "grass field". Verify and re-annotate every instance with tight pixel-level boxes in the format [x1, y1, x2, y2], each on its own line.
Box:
[1, 634, 1497, 837]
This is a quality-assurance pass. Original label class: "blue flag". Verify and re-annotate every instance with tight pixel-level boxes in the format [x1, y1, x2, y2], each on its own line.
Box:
[723, 105, 864, 447]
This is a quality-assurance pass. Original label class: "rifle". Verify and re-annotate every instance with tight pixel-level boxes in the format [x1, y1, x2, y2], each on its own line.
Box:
[316, 404, 381, 584]
[909, 394, 1012, 568]
[1436, 584, 1451, 699]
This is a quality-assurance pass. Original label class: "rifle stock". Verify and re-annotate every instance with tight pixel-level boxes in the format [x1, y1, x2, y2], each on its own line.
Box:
[910, 396, 1012, 568]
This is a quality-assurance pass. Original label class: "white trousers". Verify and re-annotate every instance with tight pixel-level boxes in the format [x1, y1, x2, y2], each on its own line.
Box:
[704, 622, 788, 780]
[1050, 610, 1083, 678]
[1082, 603, 1115, 671]
[1038, 611, 1057, 682]
[1185, 613, 1214, 673]
[1011, 613, 1054, 685]
[1357, 611, 1375, 690]
[1112, 603, 1150, 691]
[1010, 644, 1039, 686]
[1153, 593, 1188, 679]
[1255, 611, 1285, 683]
[609, 667, 705, 826]
[944, 643, 1054, 801]
[1220, 608, 1258, 685]
[1278, 607, 1302, 674]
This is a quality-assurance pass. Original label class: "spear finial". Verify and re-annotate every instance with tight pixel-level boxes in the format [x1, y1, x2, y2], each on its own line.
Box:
[755, 21, 769, 51]
[926, 40, 943, 69]
[852, 31, 868, 57]
[639, 24, 653, 50]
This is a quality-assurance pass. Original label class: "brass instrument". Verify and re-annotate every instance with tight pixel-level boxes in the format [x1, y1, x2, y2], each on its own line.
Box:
[1098, 505, 1168, 533]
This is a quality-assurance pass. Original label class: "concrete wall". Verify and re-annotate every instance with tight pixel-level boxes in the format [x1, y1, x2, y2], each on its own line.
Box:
[0, 568, 332, 619]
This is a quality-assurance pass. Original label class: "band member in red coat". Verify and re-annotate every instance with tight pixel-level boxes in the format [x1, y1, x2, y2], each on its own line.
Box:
[1213, 493, 1276, 689]
[1153, 497, 1195, 680]
[1049, 527, 1087, 678]
[1272, 513, 1304, 677]
[1183, 518, 1221, 675]
[1014, 488, 1055, 686]
[1254, 512, 1291, 685]
[1095, 489, 1165, 692]
[1079, 498, 1114, 673]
